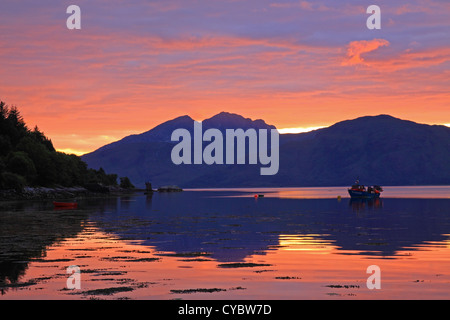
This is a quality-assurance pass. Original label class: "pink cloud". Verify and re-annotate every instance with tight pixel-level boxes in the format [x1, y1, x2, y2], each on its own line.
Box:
[342, 39, 390, 66]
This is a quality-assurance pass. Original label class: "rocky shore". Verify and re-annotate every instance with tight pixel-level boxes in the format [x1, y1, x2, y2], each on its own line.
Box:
[0, 185, 137, 201]
[0, 183, 184, 201]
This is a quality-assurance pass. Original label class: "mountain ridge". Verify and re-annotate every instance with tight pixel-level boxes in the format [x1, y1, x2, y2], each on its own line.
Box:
[82, 113, 450, 188]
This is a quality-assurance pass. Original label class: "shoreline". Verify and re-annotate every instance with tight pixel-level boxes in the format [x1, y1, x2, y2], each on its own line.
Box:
[0, 186, 141, 201]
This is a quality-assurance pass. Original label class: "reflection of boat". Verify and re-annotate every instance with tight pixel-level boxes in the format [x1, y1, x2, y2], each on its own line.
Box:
[53, 202, 78, 209]
[349, 198, 382, 211]
[348, 180, 383, 199]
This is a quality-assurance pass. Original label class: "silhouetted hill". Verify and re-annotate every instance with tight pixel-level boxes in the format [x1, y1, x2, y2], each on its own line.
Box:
[271, 114, 450, 187]
[82, 113, 450, 188]
[0, 100, 130, 192]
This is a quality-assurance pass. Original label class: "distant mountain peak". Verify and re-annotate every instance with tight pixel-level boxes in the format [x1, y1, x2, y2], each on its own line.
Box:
[350, 114, 415, 123]
[172, 114, 194, 121]
[213, 111, 236, 117]
[157, 114, 194, 126]
[205, 111, 252, 122]
[207, 111, 252, 120]
[203, 112, 276, 130]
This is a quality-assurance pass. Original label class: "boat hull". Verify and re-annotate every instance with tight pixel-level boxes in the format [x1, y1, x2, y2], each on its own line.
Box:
[53, 202, 78, 209]
[348, 189, 381, 199]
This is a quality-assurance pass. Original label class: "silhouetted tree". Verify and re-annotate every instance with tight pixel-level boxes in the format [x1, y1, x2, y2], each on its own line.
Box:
[120, 177, 134, 189]
[0, 100, 132, 190]
[6, 151, 37, 184]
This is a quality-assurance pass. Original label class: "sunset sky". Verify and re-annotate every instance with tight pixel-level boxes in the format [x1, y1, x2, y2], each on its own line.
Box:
[1, 0, 449, 155]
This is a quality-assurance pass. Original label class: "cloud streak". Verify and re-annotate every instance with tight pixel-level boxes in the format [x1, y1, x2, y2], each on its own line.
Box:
[342, 39, 390, 66]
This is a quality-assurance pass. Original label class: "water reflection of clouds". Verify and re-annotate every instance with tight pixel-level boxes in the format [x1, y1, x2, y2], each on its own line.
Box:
[278, 234, 336, 254]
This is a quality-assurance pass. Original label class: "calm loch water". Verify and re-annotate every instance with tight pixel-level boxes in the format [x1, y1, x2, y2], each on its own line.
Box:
[1, 186, 449, 299]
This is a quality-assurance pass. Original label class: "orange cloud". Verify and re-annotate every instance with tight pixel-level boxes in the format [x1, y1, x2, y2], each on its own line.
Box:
[342, 39, 390, 66]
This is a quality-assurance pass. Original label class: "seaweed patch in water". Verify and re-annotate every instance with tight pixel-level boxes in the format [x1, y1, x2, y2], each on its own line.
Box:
[100, 256, 160, 262]
[156, 252, 212, 257]
[253, 269, 274, 273]
[0, 280, 38, 289]
[170, 286, 246, 294]
[31, 258, 74, 263]
[77, 286, 135, 296]
[229, 286, 246, 290]
[178, 258, 213, 262]
[118, 250, 152, 254]
[81, 269, 128, 276]
[325, 284, 360, 289]
[217, 263, 272, 268]
[170, 288, 227, 294]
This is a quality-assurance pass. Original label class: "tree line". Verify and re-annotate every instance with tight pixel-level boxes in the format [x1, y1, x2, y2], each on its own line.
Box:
[0, 101, 134, 191]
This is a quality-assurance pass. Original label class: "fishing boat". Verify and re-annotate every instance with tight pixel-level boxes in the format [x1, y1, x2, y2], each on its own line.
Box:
[53, 201, 78, 209]
[348, 180, 383, 199]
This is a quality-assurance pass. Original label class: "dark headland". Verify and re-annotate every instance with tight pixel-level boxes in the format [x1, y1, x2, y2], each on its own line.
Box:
[0, 101, 135, 201]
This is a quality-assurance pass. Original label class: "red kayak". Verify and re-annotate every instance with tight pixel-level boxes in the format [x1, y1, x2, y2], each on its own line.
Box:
[53, 202, 78, 209]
